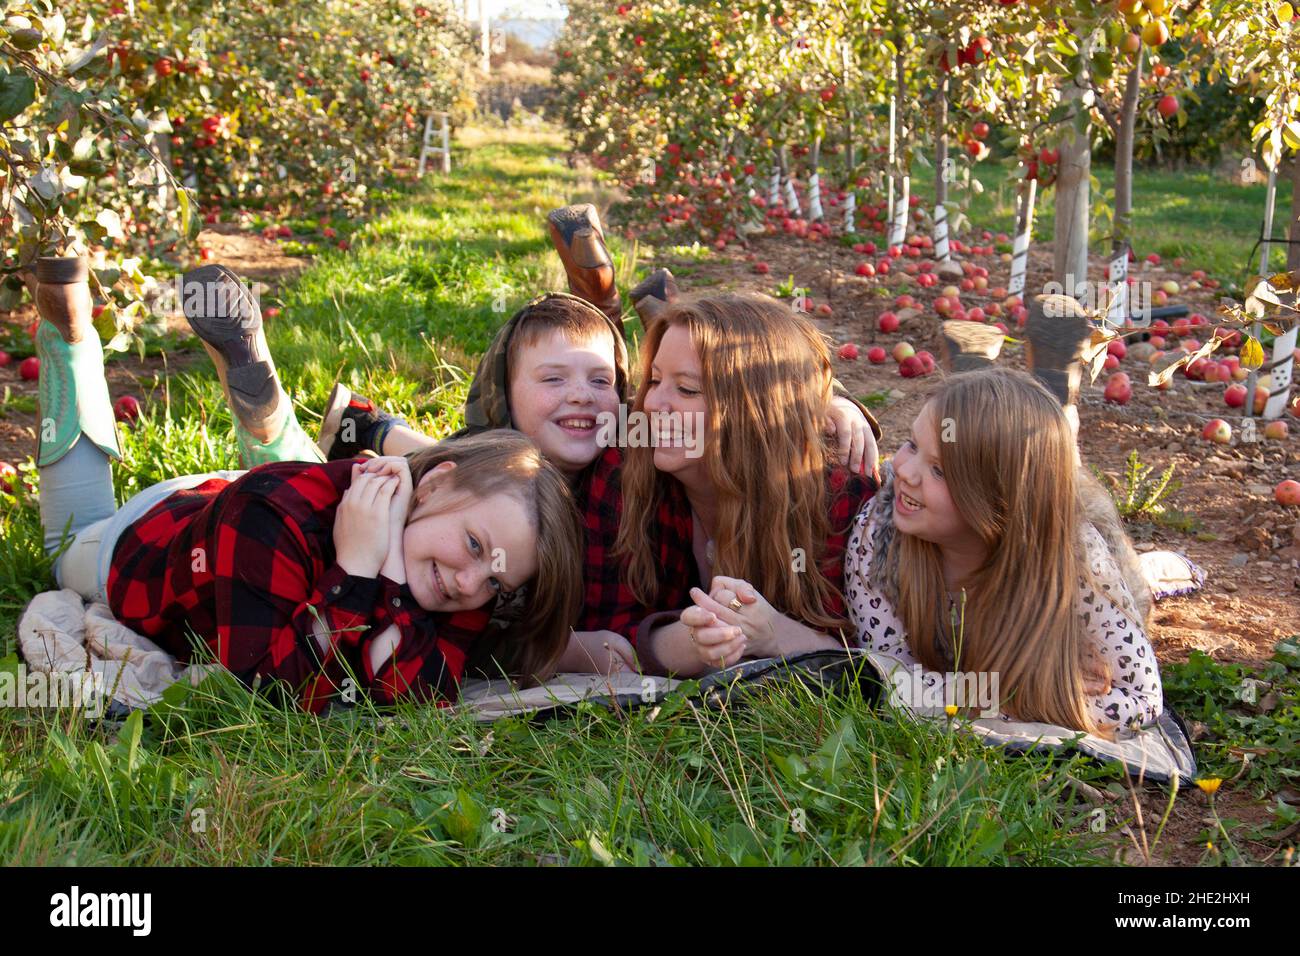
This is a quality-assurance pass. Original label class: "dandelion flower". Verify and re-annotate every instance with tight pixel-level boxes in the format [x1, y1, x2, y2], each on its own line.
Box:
[1196, 777, 1222, 795]
[944, 704, 958, 717]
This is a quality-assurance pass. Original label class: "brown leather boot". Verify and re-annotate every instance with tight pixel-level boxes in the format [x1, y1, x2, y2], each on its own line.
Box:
[630, 268, 679, 325]
[547, 204, 622, 323]
[34, 256, 93, 344]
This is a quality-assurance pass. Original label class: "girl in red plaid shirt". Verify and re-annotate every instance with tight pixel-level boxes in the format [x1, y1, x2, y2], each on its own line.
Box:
[28, 257, 583, 712]
[576, 293, 876, 676]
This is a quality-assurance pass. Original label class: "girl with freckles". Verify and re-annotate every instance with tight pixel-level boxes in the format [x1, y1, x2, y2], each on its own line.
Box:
[842, 368, 1164, 737]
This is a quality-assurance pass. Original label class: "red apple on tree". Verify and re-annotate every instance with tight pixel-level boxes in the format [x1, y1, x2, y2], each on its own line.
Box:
[1157, 94, 1179, 118]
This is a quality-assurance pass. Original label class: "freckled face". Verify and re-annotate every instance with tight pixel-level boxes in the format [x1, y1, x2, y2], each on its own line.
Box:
[508, 330, 620, 477]
[401, 477, 538, 613]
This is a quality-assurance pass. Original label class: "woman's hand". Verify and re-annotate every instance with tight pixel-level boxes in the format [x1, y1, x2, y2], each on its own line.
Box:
[679, 603, 747, 670]
[559, 630, 640, 675]
[353, 456, 413, 584]
[826, 396, 880, 480]
[333, 462, 401, 579]
[687, 576, 782, 659]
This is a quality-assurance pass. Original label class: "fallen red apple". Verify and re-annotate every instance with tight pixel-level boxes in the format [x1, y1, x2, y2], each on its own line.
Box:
[754, 262, 770, 274]
[1201, 418, 1232, 444]
[1275, 479, 1300, 506]
[1107, 339, 1127, 359]
[19, 357, 38, 381]
[1103, 372, 1132, 404]
[0, 350, 10, 367]
[892, 341, 916, 363]
[1224, 384, 1247, 407]
[899, 354, 925, 378]
[867, 346, 888, 364]
[855, 262, 875, 277]
[816, 303, 833, 316]
[878, 311, 900, 333]
[916, 350, 935, 373]
[1263, 420, 1289, 440]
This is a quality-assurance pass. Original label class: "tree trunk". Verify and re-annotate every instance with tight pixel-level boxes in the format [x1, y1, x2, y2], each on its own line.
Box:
[1289, 152, 1300, 272]
[1053, 81, 1092, 298]
[935, 74, 949, 209]
[1112, 56, 1143, 257]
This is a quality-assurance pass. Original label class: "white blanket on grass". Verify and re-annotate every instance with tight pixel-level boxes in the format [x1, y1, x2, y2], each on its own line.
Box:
[17, 589, 218, 710]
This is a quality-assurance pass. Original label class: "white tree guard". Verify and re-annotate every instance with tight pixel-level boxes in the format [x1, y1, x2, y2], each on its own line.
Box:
[1106, 248, 1132, 329]
[783, 171, 802, 217]
[808, 173, 824, 221]
[769, 164, 781, 207]
[1264, 326, 1297, 419]
[933, 203, 950, 261]
[888, 176, 909, 247]
[1008, 178, 1037, 298]
[843, 191, 856, 233]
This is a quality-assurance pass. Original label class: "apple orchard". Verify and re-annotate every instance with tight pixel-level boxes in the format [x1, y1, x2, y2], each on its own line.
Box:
[555, 0, 1300, 507]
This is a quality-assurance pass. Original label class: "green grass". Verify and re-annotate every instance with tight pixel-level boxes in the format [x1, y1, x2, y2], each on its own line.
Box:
[907, 158, 1294, 288]
[0, 129, 1292, 866]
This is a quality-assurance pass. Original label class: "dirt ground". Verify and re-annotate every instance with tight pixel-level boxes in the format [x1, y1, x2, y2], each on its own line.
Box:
[649, 230, 1300, 670]
[0, 226, 307, 468]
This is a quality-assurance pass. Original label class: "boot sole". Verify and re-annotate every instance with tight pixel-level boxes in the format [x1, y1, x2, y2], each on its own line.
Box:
[630, 267, 678, 305]
[182, 264, 281, 425]
[1024, 294, 1092, 405]
[940, 321, 1004, 373]
[316, 381, 353, 460]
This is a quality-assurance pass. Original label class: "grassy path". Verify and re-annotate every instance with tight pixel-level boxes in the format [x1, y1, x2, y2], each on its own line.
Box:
[7, 129, 1291, 866]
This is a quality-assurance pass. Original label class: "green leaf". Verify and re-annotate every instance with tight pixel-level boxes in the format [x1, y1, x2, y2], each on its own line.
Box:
[0, 70, 37, 123]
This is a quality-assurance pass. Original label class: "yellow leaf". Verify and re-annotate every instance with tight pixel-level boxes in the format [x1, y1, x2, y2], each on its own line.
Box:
[1241, 337, 1265, 370]
[1279, 3, 1295, 23]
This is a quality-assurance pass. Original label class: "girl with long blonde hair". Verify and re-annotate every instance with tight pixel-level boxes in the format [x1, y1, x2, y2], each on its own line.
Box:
[843, 368, 1162, 735]
[577, 293, 875, 676]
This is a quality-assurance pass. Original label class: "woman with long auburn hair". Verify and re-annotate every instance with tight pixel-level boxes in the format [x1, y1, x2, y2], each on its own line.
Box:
[577, 293, 875, 676]
[844, 368, 1163, 736]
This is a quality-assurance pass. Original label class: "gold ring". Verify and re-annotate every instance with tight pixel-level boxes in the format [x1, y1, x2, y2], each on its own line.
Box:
[728, 598, 744, 611]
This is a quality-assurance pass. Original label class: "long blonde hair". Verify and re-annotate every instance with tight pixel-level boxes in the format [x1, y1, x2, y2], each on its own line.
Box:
[616, 293, 849, 631]
[889, 368, 1144, 735]
[406, 430, 583, 685]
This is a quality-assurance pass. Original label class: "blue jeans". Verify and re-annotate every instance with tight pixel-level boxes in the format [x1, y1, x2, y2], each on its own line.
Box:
[43, 439, 243, 603]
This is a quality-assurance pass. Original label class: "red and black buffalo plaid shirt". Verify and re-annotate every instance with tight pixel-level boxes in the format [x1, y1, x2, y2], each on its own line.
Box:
[575, 446, 876, 645]
[106, 458, 484, 713]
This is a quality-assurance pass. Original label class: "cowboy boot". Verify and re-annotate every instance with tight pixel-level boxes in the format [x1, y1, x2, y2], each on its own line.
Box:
[630, 267, 679, 325]
[32, 255, 121, 466]
[547, 204, 622, 323]
[180, 264, 321, 465]
[1024, 293, 1093, 437]
[939, 320, 1004, 373]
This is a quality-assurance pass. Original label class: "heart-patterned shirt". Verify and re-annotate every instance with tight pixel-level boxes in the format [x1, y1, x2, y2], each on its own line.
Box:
[843, 498, 1164, 732]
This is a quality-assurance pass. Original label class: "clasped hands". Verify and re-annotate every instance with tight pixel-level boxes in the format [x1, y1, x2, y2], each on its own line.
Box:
[680, 575, 779, 670]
